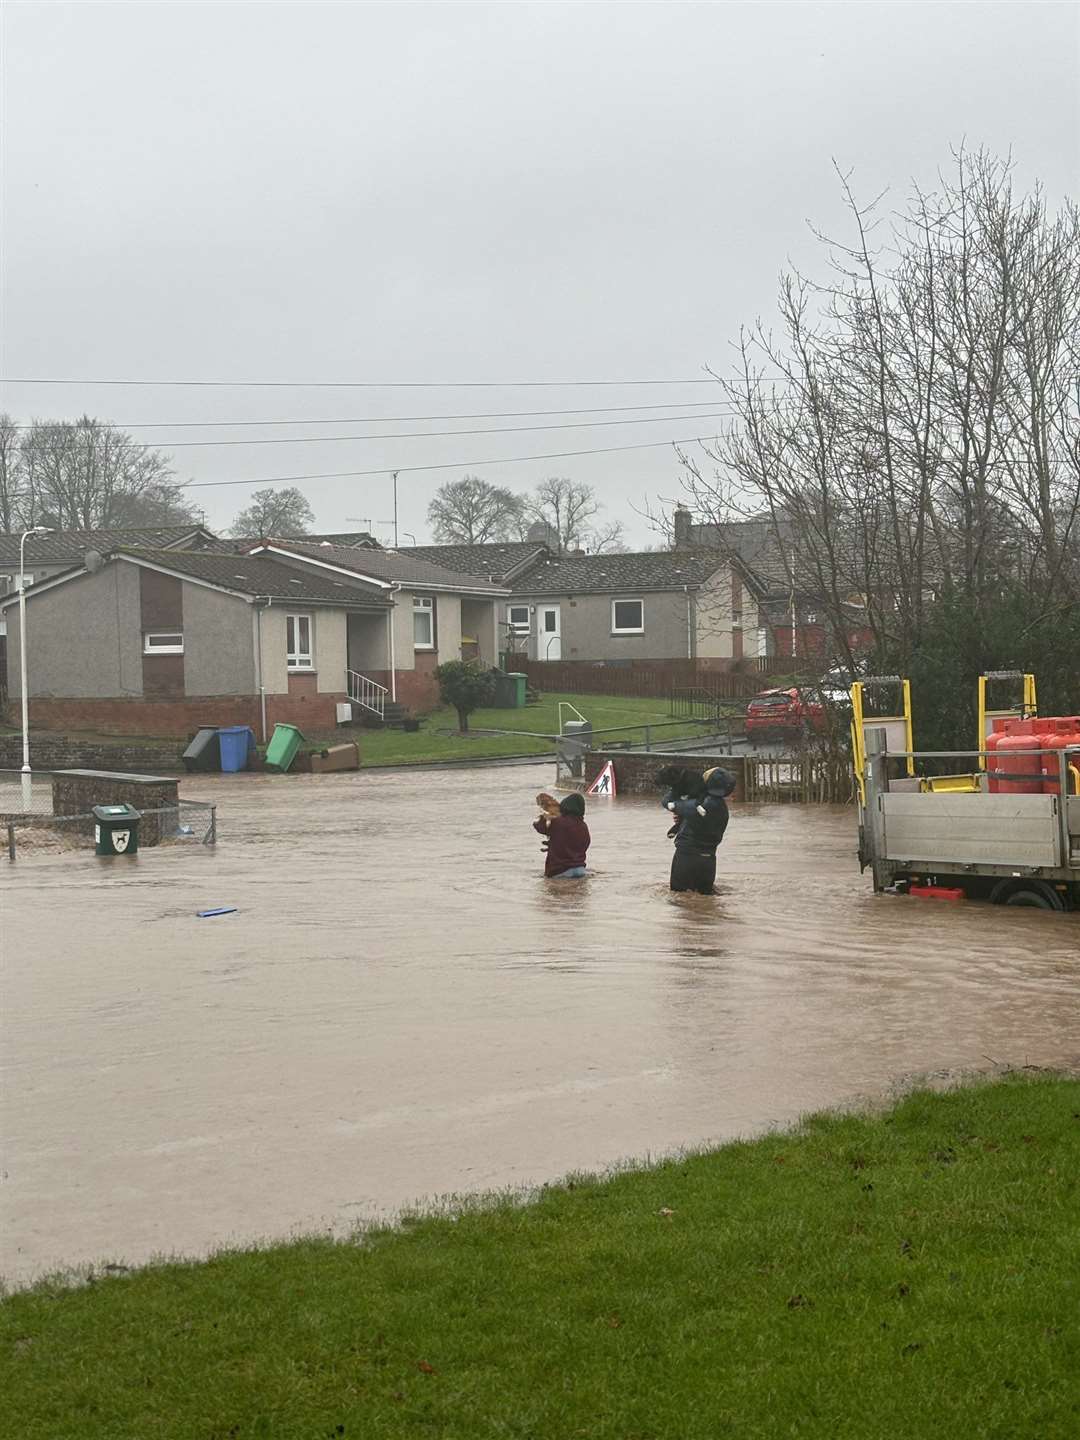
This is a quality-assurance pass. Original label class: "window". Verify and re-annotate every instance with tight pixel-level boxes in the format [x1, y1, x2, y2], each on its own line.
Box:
[0, 572, 33, 595]
[143, 632, 184, 655]
[508, 604, 530, 634]
[611, 598, 644, 635]
[286, 613, 314, 669]
[413, 595, 435, 649]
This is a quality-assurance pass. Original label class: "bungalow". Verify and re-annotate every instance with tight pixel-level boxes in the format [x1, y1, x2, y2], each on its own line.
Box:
[672, 508, 876, 659]
[243, 540, 510, 710]
[2, 540, 508, 737]
[0, 523, 218, 606]
[508, 550, 768, 664]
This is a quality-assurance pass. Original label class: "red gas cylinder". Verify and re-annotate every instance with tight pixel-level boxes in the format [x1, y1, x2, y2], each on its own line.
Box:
[986, 718, 1042, 794]
[1038, 718, 1080, 794]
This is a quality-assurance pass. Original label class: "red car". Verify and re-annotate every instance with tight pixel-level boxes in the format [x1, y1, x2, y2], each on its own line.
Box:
[745, 687, 826, 740]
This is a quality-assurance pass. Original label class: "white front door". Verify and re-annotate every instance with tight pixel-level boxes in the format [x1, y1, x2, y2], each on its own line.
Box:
[540, 604, 562, 660]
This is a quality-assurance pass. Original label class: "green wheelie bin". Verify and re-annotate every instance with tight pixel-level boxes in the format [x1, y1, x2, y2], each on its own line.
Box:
[507, 673, 528, 708]
[265, 723, 305, 772]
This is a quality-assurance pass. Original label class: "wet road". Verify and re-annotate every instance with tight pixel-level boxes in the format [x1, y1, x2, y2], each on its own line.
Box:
[3, 763, 1080, 1286]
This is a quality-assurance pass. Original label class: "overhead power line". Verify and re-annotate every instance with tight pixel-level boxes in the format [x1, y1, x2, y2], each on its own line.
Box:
[35, 410, 740, 451]
[179, 432, 727, 490]
[8, 399, 744, 430]
[0, 374, 788, 389]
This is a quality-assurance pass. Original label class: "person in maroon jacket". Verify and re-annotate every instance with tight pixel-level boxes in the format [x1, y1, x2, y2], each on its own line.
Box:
[533, 792, 590, 878]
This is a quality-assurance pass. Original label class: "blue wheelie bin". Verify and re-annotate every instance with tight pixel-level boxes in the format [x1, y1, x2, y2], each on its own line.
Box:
[217, 725, 256, 772]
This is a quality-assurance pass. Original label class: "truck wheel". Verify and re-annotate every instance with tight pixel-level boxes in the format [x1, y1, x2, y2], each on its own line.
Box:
[995, 881, 1066, 910]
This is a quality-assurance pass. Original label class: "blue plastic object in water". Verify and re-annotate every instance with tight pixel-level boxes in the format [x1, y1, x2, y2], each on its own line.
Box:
[197, 907, 238, 918]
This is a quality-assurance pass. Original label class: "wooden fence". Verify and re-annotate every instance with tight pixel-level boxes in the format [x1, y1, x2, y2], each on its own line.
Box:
[743, 750, 857, 805]
[513, 656, 791, 701]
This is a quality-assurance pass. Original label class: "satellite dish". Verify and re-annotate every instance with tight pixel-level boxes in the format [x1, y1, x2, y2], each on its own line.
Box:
[84, 550, 104, 573]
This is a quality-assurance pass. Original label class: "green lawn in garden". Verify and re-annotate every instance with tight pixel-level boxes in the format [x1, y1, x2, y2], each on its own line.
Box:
[357, 691, 735, 766]
[4, 1075, 1079, 1439]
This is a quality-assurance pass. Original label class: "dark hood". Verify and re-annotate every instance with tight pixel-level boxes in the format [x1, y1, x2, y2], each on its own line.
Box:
[702, 766, 737, 798]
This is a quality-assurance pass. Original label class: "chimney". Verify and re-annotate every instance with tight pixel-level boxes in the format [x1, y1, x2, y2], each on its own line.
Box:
[673, 505, 693, 550]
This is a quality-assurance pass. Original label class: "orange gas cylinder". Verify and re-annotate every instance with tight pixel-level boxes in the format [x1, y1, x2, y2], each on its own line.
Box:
[986, 718, 1042, 794]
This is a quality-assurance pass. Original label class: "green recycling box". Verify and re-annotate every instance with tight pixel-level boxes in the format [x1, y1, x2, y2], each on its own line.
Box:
[93, 803, 142, 856]
[265, 722, 305, 773]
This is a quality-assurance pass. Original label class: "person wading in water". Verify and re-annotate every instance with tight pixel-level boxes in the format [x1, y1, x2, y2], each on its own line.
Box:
[533, 792, 591, 879]
[657, 765, 736, 895]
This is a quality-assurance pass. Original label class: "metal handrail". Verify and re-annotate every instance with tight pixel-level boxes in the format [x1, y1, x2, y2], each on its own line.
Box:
[347, 669, 388, 719]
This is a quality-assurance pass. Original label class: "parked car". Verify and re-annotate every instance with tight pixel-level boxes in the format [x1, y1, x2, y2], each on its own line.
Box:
[745, 687, 827, 741]
[817, 661, 868, 704]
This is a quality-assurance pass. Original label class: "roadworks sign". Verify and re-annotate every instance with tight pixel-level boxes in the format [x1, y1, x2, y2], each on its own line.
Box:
[586, 761, 617, 797]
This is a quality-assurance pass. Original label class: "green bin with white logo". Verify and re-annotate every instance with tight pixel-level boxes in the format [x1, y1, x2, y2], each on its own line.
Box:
[93, 803, 142, 856]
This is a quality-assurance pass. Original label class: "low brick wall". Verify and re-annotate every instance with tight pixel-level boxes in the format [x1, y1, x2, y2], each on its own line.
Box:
[0, 734, 186, 774]
[361, 664, 440, 714]
[11, 692, 348, 739]
[51, 770, 181, 845]
[584, 749, 747, 803]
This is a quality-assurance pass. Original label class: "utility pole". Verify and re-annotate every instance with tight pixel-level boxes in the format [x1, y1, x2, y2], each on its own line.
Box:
[790, 547, 797, 660]
[391, 471, 399, 548]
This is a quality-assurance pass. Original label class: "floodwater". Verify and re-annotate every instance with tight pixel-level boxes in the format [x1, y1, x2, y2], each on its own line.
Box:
[3, 763, 1080, 1287]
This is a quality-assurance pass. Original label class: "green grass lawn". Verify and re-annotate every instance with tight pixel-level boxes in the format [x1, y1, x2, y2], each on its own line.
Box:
[357, 692, 732, 766]
[4, 1075, 1079, 1438]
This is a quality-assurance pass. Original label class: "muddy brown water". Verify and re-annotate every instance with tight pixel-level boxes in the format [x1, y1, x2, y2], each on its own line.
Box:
[3, 763, 1080, 1287]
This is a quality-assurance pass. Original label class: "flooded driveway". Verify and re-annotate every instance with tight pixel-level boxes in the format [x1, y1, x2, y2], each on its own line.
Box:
[3, 762, 1080, 1286]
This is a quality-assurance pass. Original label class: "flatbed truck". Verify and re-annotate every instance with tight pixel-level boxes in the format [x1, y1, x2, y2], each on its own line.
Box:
[859, 730, 1080, 912]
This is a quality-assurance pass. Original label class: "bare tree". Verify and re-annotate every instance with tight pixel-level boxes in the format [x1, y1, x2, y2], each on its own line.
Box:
[0, 414, 26, 532]
[17, 416, 195, 530]
[527, 477, 625, 553]
[427, 475, 525, 544]
[231, 485, 315, 537]
[674, 148, 1080, 672]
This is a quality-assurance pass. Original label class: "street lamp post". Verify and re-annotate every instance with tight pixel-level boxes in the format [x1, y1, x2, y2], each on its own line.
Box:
[18, 527, 50, 809]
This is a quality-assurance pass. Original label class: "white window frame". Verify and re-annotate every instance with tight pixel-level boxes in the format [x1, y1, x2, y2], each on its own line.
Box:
[413, 595, 435, 650]
[508, 604, 531, 635]
[286, 612, 315, 670]
[611, 597, 645, 635]
[143, 631, 185, 655]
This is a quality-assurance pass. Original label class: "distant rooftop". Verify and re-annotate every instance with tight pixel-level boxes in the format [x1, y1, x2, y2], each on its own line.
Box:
[511, 549, 738, 595]
[0, 524, 215, 567]
[252, 539, 510, 594]
[398, 541, 546, 584]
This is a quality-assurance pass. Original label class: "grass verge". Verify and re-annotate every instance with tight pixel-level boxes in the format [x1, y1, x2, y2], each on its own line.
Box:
[355, 692, 731, 767]
[4, 1074, 1080, 1438]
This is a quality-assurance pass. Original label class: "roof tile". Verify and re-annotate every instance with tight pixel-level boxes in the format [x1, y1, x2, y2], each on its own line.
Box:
[510, 550, 731, 595]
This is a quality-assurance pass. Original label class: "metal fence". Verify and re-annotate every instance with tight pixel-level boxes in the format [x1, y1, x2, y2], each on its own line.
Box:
[0, 769, 54, 816]
[4, 798, 217, 861]
[669, 686, 752, 725]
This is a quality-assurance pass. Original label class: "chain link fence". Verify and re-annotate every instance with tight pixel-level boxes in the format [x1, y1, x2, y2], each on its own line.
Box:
[1, 769, 217, 860]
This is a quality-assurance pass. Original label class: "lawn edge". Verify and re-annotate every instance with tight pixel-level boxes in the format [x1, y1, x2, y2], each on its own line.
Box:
[6, 1062, 1076, 1302]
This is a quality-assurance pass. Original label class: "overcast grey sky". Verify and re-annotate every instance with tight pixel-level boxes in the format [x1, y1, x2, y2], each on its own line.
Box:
[1, 1, 1077, 545]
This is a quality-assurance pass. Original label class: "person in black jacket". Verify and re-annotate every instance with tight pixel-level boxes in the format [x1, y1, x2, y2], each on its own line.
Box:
[657, 764, 737, 895]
